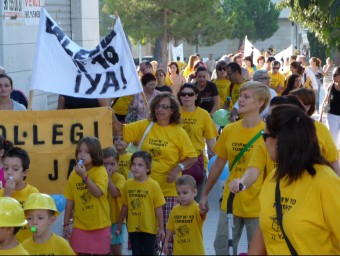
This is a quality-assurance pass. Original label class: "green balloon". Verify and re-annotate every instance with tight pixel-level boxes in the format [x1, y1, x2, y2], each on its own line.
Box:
[213, 109, 230, 126]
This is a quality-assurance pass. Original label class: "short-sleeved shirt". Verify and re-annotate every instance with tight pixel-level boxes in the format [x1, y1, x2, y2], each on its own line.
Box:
[64, 166, 111, 230]
[214, 120, 265, 216]
[108, 172, 125, 223]
[180, 107, 218, 155]
[214, 78, 231, 108]
[0, 243, 29, 255]
[195, 81, 219, 113]
[122, 177, 165, 234]
[259, 165, 340, 254]
[167, 202, 206, 255]
[117, 152, 132, 179]
[123, 120, 196, 197]
[22, 233, 75, 255]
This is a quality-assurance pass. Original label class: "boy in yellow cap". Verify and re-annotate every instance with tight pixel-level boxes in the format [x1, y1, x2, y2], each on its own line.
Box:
[0, 197, 29, 255]
[22, 193, 75, 255]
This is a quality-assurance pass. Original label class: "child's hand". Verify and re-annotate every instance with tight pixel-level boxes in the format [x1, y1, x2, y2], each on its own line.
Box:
[74, 162, 86, 178]
[115, 224, 122, 236]
[157, 228, 165, 242]
[63, 225, 71, 240]
[4, 176, 15, 196]
[162, 242, 169, 255]
[106, 167, 113, 176]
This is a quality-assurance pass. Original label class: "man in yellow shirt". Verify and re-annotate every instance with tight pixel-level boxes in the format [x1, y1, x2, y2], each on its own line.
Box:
[269, 61, 285, 95]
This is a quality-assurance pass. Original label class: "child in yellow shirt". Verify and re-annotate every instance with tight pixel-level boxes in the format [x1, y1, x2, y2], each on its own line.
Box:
[0, 147, 39, 242]
[163, 175, 206, 255]
[0, 197, 29, 255]
[22, 193, 75, 255]
[114, 134, 132, 179]
[102, 147, 126, 255]
[116, 151, 165, 255]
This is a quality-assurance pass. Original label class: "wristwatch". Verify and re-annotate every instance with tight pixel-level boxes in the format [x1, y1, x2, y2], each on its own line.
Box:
[178, 163, 185, 171]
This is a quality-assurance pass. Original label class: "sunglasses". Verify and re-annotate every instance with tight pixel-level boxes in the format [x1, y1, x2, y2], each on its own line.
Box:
[179, 92, 195, 97]
[155, 104, 172, 110]
[262, 131, 276, 142]
[218, 67, 226, 71]
[333, 73, 340, 78]
[272, 67, 280, 70]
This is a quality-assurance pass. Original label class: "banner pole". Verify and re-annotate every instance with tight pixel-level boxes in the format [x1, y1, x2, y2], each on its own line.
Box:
[140, 91, 150, 113]
[28, 90, 34, 110]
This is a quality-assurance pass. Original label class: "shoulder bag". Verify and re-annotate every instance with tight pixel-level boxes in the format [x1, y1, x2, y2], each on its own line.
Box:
[275, 181, 298, 255]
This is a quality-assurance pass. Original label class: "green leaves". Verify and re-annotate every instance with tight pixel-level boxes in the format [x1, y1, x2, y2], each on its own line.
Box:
[277, 0, 340, 51]
[222, 0, 280, 44]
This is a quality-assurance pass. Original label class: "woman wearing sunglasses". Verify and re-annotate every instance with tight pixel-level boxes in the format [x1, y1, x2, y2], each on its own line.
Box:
[254, 105, 340, 254]
[212, 60, 231, 109]
[112, 92, 197, 254]
[177, 83, 218, 201]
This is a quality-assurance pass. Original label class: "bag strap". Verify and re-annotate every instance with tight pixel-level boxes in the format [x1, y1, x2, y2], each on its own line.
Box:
[229, 129, 263, 172]
[275, 181, 298, 255]
[137, 121, 154, 151]
[110, 98, 120, 107]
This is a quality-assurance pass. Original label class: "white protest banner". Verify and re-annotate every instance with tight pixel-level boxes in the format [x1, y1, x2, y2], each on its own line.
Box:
[274, 45, 293, 67]
[171, 43, 184, 61]
[244, 36, 261, 65]
[30, 8, 142, 98]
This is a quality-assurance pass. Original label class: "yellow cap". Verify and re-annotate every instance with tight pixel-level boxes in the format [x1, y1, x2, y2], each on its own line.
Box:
[0, 197, 27, 227]
[23, 193, 60, 216]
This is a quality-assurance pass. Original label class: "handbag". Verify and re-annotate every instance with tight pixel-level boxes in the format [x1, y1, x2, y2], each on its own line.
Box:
[182, 154, 205, 184]
[124, 106, 138, 123]
[125, 94, 139, 123]
[275, 181, 298, 255]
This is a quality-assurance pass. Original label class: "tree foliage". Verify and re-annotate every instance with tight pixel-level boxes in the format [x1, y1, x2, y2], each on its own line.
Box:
[222, 0, 280, 47]
[276, 0, 340, 51]
[307, 32, 326, 63]
[100, 0, 235, 63]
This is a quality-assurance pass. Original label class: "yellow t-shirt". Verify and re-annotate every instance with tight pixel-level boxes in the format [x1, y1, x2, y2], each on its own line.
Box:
[118, 152, 132, 179]
[214, 120, 264, 216]
[123, 120, 196, 197]
[180, 107, 218, 156]
[0, 183, 39, 243]
[259, 165, 340, 255]
[122, 177, 165, 234]
[183, 67, 194, 79]
[315, 121, 339, 163]
[167, 202, 206, 255]
[64, 166, 111, 230]
[0, 243, 29, 255]
[176, 61, 187, 73]
[214, 78, 231, 108]
[112, 95, 133, 116]
[269, 72, 285, 95]
[22, 233, 75, 255]
[226, 80, 246, 104]
[108, 172, 125, 223]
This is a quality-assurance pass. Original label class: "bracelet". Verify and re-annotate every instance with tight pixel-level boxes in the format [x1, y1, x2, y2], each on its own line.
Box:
[83, 174, 89, 183]
[178, 163, 185, 171]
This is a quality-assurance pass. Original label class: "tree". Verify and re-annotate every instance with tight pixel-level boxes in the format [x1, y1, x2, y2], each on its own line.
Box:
[100, 0, 235, 64]
[307, 32, 326, 63]
[276, 0, 340, 52]
[222, 0, 280, 48]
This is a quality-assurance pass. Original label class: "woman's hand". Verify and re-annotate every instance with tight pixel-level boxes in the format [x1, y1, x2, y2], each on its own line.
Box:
[167, 166, 180, 183]
[157, 228, 165, 242]
[199, 195, 209, 215]
[229, 179, 244, 193]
